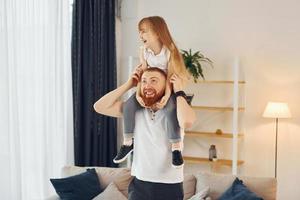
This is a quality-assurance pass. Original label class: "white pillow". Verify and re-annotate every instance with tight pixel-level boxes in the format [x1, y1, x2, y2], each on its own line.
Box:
[188, 186, 210, 200]
[195, 172, 235, 199]
[93, 182, 127, 200]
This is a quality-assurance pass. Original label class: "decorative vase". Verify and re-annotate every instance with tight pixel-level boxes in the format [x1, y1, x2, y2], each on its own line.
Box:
[209, 145, 217, 161]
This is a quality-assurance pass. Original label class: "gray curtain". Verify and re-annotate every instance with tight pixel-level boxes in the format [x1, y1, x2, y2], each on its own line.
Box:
[71, 0, 117, 167]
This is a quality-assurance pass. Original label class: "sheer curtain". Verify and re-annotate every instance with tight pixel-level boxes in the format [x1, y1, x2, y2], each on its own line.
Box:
[0, 0, 73, 199]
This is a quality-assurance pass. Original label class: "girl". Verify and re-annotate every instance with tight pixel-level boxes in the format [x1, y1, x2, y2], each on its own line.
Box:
[113, 16, 189, 168]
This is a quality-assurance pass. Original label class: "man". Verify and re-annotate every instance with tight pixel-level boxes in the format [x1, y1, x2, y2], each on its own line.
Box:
[94, 67, 196, 200]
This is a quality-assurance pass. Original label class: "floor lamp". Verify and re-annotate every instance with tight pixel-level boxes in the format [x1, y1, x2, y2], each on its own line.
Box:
[263, 102, 291, 178]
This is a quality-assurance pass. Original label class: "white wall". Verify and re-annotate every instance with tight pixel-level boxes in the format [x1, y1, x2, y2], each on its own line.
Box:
[0, 2, 11, 196]
[119, 0, 300, 199]
[0, 55, 11, 200]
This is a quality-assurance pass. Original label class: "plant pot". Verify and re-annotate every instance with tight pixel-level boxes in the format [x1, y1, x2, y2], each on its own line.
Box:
[186, 94, 194, 105]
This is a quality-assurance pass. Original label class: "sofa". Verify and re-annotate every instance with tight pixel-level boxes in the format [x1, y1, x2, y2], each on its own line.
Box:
[47, 166, 277, 200]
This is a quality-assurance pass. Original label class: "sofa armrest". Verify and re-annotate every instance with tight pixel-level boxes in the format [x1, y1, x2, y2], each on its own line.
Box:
[44, 194, 60, 200]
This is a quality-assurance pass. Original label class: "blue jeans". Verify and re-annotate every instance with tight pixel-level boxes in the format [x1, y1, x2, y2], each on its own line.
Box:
[123, 93, 181, 143]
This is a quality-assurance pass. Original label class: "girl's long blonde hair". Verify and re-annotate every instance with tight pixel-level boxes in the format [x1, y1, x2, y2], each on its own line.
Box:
[138, 16, 189, 80]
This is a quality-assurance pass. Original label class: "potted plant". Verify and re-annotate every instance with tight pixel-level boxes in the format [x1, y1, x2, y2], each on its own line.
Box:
[181, 49, 213, 104]
[181, 49, 213, 82]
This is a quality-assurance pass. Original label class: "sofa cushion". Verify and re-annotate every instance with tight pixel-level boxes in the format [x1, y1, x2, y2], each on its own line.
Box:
[50, 168, 102, 200]
[218, 178, 263, 200]
[92, 182, 127, 200]
[195, 172, 276, 200]
[195, 172, 235, 200]
[188, 186, 209, 200]
[237, 176, 276, 200]
[183, 174, 196, 200]
[61, 166, 132, 197]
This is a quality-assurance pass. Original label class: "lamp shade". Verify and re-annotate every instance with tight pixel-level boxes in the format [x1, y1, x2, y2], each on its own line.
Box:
[263, 102, 292, 118]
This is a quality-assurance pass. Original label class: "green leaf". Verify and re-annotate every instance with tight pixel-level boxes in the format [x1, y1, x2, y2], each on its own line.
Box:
[181, 48, 213, 81]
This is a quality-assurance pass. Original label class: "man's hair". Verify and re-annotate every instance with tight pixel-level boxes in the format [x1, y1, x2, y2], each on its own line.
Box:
[143, 67, 167, 80]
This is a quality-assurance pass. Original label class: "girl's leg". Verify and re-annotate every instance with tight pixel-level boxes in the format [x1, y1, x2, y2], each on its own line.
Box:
[113, 92, 141, 164]
[164, 94, 184, 167]
[123, 92, 141, 141]
[164, 94, 181, 147]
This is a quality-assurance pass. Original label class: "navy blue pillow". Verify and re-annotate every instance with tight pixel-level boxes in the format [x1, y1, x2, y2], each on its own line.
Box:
[218, 178, 263, 200]
[50, 168, 102, 200]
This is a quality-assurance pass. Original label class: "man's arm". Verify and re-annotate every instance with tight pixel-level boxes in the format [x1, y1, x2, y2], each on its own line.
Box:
[93, 71, 138, 118]
[170, 74, 196, 129]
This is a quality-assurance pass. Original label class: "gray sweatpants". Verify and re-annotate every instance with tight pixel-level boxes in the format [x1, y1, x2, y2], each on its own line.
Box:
[123, 93, 181, 143]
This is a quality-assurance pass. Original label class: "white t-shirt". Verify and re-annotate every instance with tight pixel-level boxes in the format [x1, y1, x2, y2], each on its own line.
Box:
[131, 108, 184, 183]
[141, 46, 171, 72]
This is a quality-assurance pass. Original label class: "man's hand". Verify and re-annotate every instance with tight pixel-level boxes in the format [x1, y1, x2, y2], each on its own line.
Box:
[127, 65, 143, 87]
[170, 74, 196, 129]
[156, 94, 170, 109]
[133, 64, 148, 107]
[170, 74, 184, 92]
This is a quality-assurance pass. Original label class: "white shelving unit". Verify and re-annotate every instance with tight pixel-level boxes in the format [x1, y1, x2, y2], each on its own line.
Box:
[183, 59, 245, 175]
[232, 58, 240, 175]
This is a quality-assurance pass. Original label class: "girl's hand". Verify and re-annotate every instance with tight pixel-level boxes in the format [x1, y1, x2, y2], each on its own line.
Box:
[135, 64, 146, 76]
[156, 95, 170, 109]
[170, 74, 184, 92]
[140, 61, 148, 71]
[136, 94, 146, 107]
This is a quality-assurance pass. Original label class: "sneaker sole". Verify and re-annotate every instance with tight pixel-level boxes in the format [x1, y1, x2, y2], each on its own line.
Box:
[113, 149, 133, 164]
[172, 163, 184, 169]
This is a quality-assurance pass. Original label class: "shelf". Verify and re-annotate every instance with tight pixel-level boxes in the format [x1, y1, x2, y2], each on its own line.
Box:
[192, 106, 245, 111]
[185, 131, 244, 138]
[196, 80, 246, 84]
[183, 156, 244, 167]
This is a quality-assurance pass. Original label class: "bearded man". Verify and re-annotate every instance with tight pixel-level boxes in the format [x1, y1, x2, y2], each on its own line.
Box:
[94, 67, 196, 200]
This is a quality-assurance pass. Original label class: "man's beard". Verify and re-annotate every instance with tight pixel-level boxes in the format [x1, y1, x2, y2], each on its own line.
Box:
[141, 88, 165, 107]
